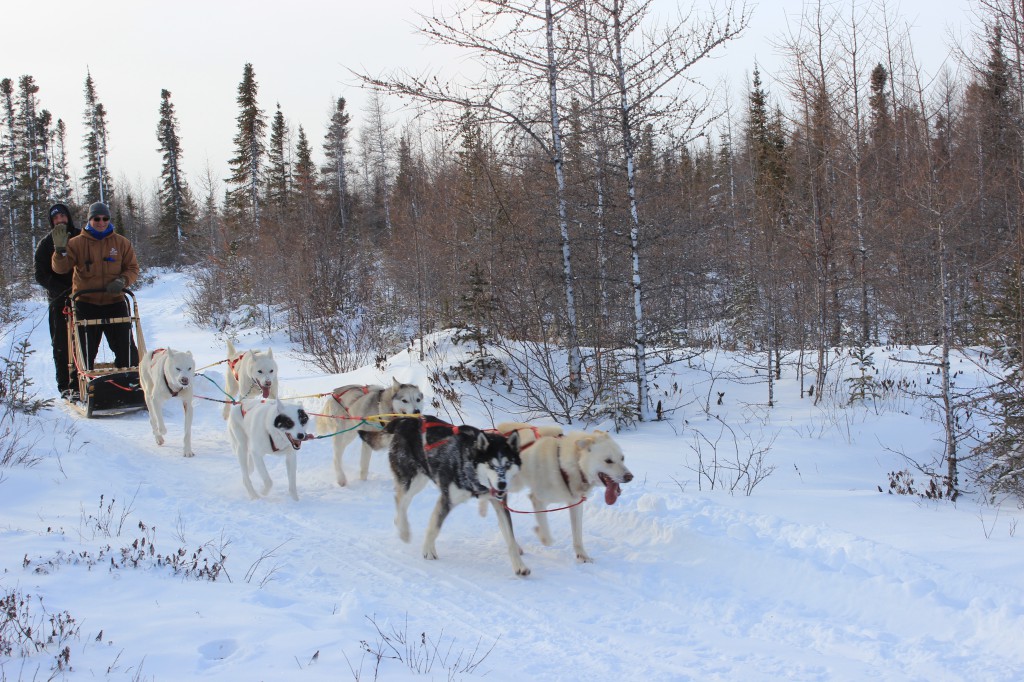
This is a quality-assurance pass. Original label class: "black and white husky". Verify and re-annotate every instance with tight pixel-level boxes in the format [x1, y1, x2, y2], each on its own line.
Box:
[385, 416, 528, 576]
[228, 398, 313, 501]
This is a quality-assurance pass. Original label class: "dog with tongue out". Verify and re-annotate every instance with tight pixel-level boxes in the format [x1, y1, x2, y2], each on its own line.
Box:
[494, 424, 634, 565]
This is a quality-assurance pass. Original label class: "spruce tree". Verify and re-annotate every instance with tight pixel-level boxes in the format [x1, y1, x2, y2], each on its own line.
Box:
[49, 119, 72, 202]
[226, 63, 267, 229]
[155, 89, 196, 264]
[81, 71, 113, 205]
[322, 96, 350, 232]
[293, 125, 316, 199]
[293, 125, 317, 218]
[266, 104, 290, 212]
[0, 78, 17, 263]
[15, 75, 47, 255]
[975, 265, 1024, 500]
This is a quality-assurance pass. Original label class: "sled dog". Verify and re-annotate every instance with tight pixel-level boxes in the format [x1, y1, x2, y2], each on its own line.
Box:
[228, 398, 313, 501]
[316, 379, 423, 486]
[386, 417, 528, 576]
[222, 339, 279, 418]
[496, 422, 633, 563]
[139, 347, 196, 457]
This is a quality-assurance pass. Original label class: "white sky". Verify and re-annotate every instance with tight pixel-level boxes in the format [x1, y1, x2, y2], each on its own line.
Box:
[3, 0, 974, 198]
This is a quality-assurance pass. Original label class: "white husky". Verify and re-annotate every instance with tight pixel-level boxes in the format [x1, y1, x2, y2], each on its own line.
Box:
[139, 347, 196, 457]
[221, 339, 279, 419]
[496, 423, 633, 563]
[315, 379, 423, 486]
[228, 398, 312, 501]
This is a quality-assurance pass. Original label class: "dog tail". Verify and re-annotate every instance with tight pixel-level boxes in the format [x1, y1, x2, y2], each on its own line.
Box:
[316, 396, 341, 437]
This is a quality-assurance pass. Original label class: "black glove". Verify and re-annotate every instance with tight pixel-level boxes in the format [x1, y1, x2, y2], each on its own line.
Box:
[105, 277, 126, 294]
[51, 224, 68, 255]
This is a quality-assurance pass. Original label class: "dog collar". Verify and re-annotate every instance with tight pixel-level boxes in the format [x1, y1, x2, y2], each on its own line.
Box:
[164, 374, 183, 398]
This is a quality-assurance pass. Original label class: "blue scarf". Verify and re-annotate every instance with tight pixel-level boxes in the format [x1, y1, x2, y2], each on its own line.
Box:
[85, 223, 114, 239]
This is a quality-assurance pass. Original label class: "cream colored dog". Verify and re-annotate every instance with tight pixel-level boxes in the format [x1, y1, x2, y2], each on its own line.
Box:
[139, 347, 195, 457]
[222, 339, 278, 419]
[496, 422, 633, 563]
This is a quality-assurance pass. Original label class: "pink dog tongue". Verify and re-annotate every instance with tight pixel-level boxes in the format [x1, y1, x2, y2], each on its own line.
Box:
[261, 385, 270, 398]
[604, 477, 621, 505]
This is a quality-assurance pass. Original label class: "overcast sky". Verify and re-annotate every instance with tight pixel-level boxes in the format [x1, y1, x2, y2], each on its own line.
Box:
[4, 0, 973, 201]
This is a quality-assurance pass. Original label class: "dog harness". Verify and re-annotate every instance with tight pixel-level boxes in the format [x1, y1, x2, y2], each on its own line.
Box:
[151, 348, 186, 398]
[331, 385, 371, 409]
[422, 419, 458, 451]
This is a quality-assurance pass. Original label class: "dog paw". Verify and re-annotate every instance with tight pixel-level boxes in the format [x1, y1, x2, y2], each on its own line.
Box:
[155, 435, 165, 446]
[336, 475, 348, 487]
[183, 451, 195, 458]
[575, 552, 594, 564]
[515, 564, 532, 577]
[533, 527, 554, 546]
[423, 548, 439, 560]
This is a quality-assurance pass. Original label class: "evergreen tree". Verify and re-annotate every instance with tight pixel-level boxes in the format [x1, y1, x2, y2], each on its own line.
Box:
[975, 265, 1024, 499]
[226, 63, 267, 229]
[15, 75, 47, 254]
[49, 119, 72, 202]
[81, 70, 113, 204]
[293, 125, 316, 200]
[155, 88, 196, 264]
[322, 96, 351, 232]
[0, 78, 17, 262]
[266, 103, 290, 212]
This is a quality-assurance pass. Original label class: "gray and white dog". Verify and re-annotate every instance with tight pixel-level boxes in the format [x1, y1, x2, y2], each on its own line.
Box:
[316, 379, 424, 486]
[385, 417, 528, 576]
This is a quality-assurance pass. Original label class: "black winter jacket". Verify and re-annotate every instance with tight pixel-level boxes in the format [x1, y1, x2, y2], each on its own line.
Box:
[35, 223, 81, 301]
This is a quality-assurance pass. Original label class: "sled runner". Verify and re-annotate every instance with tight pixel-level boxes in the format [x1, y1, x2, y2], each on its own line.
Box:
[64, 288, 148, 418]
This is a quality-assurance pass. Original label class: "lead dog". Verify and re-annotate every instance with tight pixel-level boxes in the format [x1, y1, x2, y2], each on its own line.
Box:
[316, 379, 423, 486]
[228, 398, 312, 501]
[221, 339, 279, 419]
[139, 347, 196, 457]
[386, 417, 528, 576]
[496, 422, 633, 563]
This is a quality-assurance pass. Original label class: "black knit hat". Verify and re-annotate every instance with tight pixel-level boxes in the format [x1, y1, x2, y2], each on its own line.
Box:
[88, 202, 111, 219]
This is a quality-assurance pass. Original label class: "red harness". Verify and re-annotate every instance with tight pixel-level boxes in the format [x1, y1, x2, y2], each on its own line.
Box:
[331, 385, 371, 410]
[226, 351, 246, 381]
[422, 419, 457, 451]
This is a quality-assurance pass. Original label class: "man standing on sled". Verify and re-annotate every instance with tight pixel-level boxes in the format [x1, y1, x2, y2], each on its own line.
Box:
[50, 201, 140, 371]
[34, 203, 82, 398]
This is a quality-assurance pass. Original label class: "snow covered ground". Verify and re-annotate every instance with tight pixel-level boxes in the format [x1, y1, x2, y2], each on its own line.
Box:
[2, 270, 1023, 681]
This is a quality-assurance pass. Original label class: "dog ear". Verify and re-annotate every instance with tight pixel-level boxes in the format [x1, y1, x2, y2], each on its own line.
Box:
[297, 409, 309, 425]
[506, 430, 520, 451]
[392, 377, 401, 390]
[267, 347, 274, 358]
[575, 436, 596, 453]
[475, 432, 489, 451]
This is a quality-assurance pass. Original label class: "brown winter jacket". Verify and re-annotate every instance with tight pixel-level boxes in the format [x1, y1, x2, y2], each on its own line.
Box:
[51, 231, 140, 305]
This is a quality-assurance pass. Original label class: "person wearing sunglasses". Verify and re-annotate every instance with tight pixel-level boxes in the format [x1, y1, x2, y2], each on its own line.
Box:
[50, 201, 140, 371]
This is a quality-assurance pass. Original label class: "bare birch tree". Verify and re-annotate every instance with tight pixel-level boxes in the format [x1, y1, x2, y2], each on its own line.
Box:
[586, 0, 749, 418]
[358, 0, 586, 392]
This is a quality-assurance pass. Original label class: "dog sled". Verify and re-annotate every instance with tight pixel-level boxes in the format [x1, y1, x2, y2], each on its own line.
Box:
[64, 288, 148, 418]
